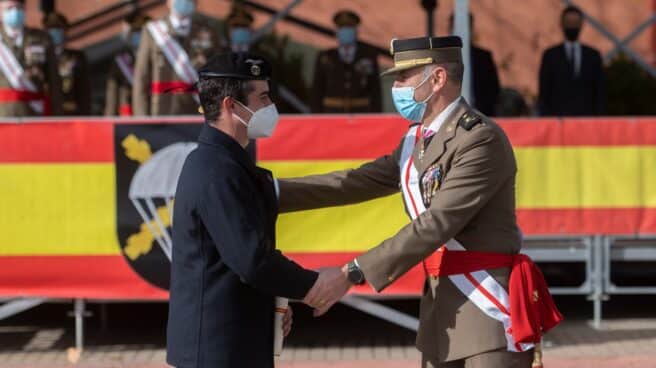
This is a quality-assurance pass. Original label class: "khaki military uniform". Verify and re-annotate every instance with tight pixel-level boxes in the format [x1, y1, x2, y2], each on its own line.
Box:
[279, 99, 533, 366]
[132, 13, 223, 116]
[0, 27, 61, 117]
[311, 43, 381, 113]
[58, 48, 91, 115]
[104, 50, 135, 116]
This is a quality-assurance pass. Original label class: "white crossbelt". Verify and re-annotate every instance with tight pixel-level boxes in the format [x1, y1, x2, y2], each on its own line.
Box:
[115, 52, 134, 86]
[0, 38, 44, 114]
[146, 20, 199, 103]
[398, 125, 533, 352]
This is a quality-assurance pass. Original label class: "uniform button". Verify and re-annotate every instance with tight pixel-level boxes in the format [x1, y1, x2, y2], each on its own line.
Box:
[388, 275, 395, 282]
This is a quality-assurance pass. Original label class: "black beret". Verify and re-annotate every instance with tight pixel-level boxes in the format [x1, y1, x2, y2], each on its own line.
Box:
[198, 52, 272, 81]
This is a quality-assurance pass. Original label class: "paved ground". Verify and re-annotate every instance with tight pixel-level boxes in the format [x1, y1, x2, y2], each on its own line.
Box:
[2, 296, 656, 367]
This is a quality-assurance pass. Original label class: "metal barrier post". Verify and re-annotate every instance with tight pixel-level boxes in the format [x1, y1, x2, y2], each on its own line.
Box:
[74, 299, 85, 351]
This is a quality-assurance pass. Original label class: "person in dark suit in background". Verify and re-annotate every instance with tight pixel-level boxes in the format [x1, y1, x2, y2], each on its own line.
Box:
[538, 5, 606, 116]
[450, 13, 501, 116]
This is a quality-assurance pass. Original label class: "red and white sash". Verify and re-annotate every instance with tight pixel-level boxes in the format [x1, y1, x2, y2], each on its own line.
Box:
[146, 20, 199, 103]
[0, 38, 45, 114]
[115, 52, 134, 86]
[398, 125, 534, 352]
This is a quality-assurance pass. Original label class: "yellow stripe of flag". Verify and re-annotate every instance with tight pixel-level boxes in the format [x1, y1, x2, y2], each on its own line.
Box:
[1, 146, 655, 255]
[0, 164, 119, 256]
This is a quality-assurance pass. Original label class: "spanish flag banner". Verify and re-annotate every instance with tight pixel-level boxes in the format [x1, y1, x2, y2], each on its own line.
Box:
[0, 116, 654, 299]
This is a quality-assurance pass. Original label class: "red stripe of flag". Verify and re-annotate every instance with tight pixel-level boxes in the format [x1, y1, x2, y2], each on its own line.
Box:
[0, 123, 114, 163]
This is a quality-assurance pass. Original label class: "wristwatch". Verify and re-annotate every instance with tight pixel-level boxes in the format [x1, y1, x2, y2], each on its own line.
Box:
[346, 260, 365, 285]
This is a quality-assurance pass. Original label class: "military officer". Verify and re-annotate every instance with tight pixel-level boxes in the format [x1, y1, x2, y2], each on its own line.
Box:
[0, 0, 61, 117]
[43, 12, 91, 116]
[167, 52, 326, 368]
[311, 10, 381, 113]
[225, 5, 254, 53]
[132, 0, 223, 115]
[279, 37, 563, 368]
[104, 12, 150, 116]
[224, 5, 260, 160]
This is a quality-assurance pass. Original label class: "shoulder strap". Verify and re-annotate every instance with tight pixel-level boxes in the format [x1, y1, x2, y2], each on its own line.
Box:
[146, 20, 198, 85]
[458, 110, 483, 130]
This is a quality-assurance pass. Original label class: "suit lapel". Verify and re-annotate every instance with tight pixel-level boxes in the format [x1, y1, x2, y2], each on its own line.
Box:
[414, 99, 470, 176]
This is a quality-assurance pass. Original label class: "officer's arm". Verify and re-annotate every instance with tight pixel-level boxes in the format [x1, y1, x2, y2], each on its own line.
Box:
[356, 126, 514, 291]
[132, 28, 152, 116]
[200, 173, 318, 300]
[277, 142, 402, 213]
[104, 67, 119, 116]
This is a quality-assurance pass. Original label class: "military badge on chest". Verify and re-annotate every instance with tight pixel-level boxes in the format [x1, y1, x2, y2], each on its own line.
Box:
[421, 164, 442, 208]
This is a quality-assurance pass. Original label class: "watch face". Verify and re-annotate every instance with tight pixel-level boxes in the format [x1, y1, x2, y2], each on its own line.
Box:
[348, 263, 364, 284]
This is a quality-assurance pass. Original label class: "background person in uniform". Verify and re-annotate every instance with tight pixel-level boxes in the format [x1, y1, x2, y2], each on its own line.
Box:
[0, 0, 61, 117]
[225, 5, 254, 53]
[276, 36, 562, 367]
[167, 52, 330, 368]
[449, 12, 500, 116]
[132, 0, 222, 116]
[538, 5, 606, 116]
[311, 10, 381, 113]
[104, 12, 150, 116]
[224, 5, 258, 160]
[43, 12, 90, 116]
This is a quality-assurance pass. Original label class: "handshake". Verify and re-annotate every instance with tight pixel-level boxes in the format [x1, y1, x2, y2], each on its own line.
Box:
[302, 264, 354, 317]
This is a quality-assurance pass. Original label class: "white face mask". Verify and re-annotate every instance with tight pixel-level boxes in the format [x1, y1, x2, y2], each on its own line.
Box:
[233, 101, 280, 139]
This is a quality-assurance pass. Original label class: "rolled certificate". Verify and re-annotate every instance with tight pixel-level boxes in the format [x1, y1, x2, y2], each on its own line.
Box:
[273, 297, 289, 356]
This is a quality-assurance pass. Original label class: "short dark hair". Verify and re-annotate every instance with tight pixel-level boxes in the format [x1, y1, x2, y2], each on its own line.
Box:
[197, 78, 255, 123]
[561, 5, 583, 21]
[435, 62, 464, 85]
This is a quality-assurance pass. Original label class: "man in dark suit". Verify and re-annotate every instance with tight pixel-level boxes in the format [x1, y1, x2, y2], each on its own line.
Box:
[450, 13, 501, 116]
[538, 5, 606, 116]
[167, 53, 328, 368]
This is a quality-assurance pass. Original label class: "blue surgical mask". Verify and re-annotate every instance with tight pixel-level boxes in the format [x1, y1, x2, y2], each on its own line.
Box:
[230, 28, 251, 46]
[3, 7, 25, 29]
[172, 0, 195, 17]
[337, 27, 356, 45]
[48, 28, 65, 46]
[391, 72, 436, 122]
[129, 32, 141, 50]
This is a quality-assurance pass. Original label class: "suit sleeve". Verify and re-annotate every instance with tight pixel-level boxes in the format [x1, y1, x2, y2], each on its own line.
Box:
[132, 27, 152, 116]
[310, 52, 325, 113]
[200, 170, 318, 300]
[45, 40, 62, 116]
[278, 141, 402, 213]
[537, 51, 551, 116]
[591, 49, 607, 115]
[76, 53, 92, 115]
[485, 51, 501, 116]
[356, 126, 515, 291]
[370, 54, 382, 112]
